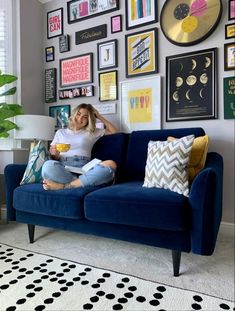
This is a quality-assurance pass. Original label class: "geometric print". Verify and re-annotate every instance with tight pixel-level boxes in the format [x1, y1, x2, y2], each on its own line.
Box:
[0, 243, 234, 311]
[143, 135, 195, 196]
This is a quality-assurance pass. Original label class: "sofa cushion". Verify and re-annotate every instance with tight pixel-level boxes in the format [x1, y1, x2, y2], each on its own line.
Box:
[13, 184, 99, 219]
[91, 132, 129, 182]
[84, 182, 191, 231]
[124, 127, 205, 181]
[168, 135, 209, 182]
[143, 135, 195, 197]
[20, 141, 50, 185]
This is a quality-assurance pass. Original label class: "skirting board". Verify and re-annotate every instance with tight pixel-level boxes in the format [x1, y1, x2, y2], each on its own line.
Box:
[0, 204, 234, 239]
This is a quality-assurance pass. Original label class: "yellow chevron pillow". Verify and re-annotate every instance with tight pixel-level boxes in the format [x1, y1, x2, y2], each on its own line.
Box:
[167, 135, 209, 182]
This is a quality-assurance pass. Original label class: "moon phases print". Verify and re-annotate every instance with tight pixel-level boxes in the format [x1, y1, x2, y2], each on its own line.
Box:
[166, 48, 217, 121]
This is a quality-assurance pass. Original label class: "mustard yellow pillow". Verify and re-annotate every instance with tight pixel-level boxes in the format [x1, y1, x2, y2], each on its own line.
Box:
[167, 135, 209, 182]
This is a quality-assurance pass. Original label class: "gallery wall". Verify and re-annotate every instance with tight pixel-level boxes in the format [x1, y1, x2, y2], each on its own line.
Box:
[20, 0, 234, 225]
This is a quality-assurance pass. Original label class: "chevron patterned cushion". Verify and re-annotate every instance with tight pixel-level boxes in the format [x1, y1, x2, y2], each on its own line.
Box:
[143, 135, 195, 196]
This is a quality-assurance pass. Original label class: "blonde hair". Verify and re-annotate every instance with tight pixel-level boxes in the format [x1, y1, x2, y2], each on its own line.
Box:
[68, 103, 96, 133]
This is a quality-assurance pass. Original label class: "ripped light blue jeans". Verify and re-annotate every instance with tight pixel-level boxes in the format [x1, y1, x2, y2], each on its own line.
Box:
[41, 155, 115, 187]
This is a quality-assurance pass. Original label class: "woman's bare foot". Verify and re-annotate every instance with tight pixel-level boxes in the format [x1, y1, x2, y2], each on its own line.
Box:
[43, 179, 64, 190]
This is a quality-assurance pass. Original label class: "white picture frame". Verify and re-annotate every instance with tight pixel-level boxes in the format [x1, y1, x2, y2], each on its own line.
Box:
[120, 76, 161, 132]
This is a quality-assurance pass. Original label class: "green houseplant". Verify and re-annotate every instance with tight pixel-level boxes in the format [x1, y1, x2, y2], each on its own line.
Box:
[0, 70, 23, 138]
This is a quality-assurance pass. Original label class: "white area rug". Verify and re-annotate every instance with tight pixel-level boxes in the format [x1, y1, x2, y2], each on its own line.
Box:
[0, 243, 234, 311]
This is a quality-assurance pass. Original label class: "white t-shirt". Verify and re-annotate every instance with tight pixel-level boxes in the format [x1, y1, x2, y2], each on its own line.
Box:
[51, 128, 105, 158]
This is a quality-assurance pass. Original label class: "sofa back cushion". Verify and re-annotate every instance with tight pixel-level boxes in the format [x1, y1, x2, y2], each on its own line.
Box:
[91, 132, 129, 182]
[124, 127, 205, 181]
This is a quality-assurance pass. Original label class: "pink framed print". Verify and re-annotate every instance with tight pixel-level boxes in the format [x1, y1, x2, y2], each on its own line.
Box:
[111, 15, 122, 33]
[47, 8, 63, 39]
[60, 53, 93, 87]
[229, 0, 235, 20]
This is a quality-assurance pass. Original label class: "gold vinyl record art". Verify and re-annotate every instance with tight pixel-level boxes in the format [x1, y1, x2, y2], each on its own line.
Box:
[160, 0, 223, 46]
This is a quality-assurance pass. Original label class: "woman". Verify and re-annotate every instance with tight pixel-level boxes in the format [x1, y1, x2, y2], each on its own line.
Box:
[42, 103, 118, 190]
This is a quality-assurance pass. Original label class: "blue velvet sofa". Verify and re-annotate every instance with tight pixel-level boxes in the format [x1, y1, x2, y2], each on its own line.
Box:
[4, 127, 223, 276]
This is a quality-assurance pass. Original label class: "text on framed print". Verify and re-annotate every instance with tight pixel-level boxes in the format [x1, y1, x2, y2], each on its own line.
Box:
[125, 28, 158, 78]
[75, 24, 107, 45]
[59, 85, 94, 99]
[45, 68, 57, 103]
[47, 8, 63, 39]
[60, 53, 93, 87]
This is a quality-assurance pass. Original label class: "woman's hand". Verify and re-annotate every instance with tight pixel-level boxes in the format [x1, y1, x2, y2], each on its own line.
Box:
[93, 107, 102, 120]
[50, 145, 60, 160]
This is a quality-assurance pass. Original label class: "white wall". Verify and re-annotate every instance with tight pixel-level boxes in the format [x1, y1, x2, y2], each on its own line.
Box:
[41, 0, 234, 224]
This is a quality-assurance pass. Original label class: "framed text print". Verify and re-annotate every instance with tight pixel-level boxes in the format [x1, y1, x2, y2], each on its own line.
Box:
[125, 28, 158, 78]
[45, 68, 57, 103]
[47, 8, 63, 39]
[111, 15, 122, 33]
[125, 0, 157, 30]
[45, 46, 54, 62]
[224, 76, 235, 119]
[97, 39, 118, 71]
[166, 48, 217, 122]
[99, 70, 118, 102]
[60, 53, 93, 87]
[67, 0, 119, 24]
[228, 0, 235, 20]
[120, 76, 161, 132]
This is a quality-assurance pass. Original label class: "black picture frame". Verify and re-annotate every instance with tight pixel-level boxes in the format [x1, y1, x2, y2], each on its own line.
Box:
[225, 23, 235, 39]
[47, 8, 63, 39]
[228, 0, 235, 20]
[224, 43, 235, 71]
[125, 28, 158, 78]
[98, 70, 118, 102]
[49, 105, 71, 129]
[59, 35, 70, 53]
[111, 14, 122, 33]
[97, 39, 118, 71]
[67, 0, 119, 24]
[166, 48, 218, 122]
[60, 53, 93, 87]
[45, 46, 54, 62]
[45, 68, 57, 103]
[125, 0, 158, 30]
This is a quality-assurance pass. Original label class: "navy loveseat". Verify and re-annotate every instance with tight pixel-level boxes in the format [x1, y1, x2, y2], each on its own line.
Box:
[4, 127, 223, 276]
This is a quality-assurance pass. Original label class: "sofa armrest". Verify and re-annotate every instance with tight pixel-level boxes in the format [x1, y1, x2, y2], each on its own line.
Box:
[189, 152, 223, 255]
[4, 164, 27, 221]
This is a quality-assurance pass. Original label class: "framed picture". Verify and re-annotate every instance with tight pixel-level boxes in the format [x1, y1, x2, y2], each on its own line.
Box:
[125, 28, 158, 78]
[99, 70, 118, 101]
[97, 39, 118, 71]
[111, 15, 122, 33]
[125, 0, 158, 30]
[228, 0, 235, 20]
[166, 48, 218, 122]
[45, 46, 54, 62]
[120, 76, 161, 132]
[45, 68, 57, 103]
[224, 76, 235, 119]
[67, 0, 119, 24]
[59, 85, 94, 99]
[224, 43, 235, 71]
[76, 24, 107, 45]
[47, 8, 63, 39]
[49, 105, 71, 129]
[60, 53, 93, 87]
[225, 23, 235, 39]
[59, 35, 70, 53]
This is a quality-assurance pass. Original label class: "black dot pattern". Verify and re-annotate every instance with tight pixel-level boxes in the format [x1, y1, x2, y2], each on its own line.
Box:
[0, 243, 233, 310]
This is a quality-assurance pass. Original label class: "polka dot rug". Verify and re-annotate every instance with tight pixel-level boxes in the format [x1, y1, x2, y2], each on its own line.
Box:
[0, 243, 234, 311]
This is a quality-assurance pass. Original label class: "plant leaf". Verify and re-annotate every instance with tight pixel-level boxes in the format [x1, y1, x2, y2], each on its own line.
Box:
[0, 119, 18, 138]
[0, 104, 23, 120]
[0, 74, 17, 87]
[0, 87, 17, 96]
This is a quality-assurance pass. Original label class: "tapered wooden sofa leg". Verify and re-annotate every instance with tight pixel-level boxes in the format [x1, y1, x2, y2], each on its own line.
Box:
[27, 224, 35, 243]
[172, 250, 181, 277]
